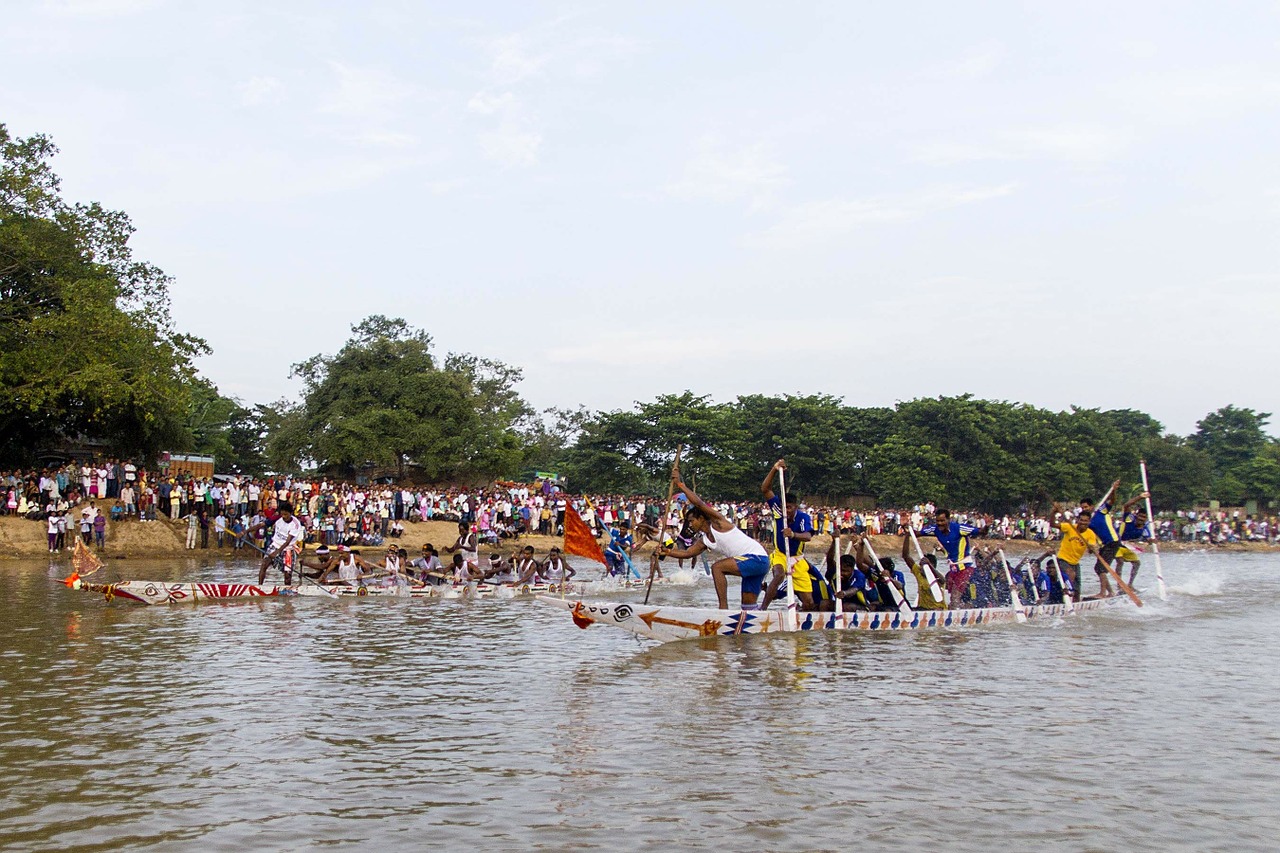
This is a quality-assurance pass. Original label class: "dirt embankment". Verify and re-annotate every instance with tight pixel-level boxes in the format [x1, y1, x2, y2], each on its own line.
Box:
[2, 514, 1272, 563]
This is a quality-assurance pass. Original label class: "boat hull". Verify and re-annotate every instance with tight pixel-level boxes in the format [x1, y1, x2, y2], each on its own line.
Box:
[536, 596, 1126, 643]
[72, 579, 586, 605]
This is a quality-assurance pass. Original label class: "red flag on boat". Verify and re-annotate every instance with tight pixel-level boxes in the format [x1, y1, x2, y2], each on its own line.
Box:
[562, 503, 606, 565]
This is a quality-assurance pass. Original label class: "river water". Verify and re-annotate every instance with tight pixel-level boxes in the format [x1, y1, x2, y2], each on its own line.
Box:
[1, 551, 1277, 851]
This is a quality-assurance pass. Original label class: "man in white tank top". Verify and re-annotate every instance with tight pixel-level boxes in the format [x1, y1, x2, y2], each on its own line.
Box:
[658, 473, 770, 610]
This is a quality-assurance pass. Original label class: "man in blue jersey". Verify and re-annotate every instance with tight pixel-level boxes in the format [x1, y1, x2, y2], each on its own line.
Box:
[1116, 505, 1151, 586]
[918, 508, 983, 607]
[1087, 481, 1148, 596]
[757, 459, 816, 611]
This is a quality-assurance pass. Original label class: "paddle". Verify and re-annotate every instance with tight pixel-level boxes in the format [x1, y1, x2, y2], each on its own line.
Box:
[1048, 554, 1075, 613]
[233, 534, 338, 599]
[907, 522, 946, 607]
[1089, 483, 1144, 608]
[862, 537, 912, 615]
[776, 463, 799, 628]
[644, 444, 683, 605]
[1139, 460, 1168, 601]
[832, 530, 843, 618]
[997, 548, 1028, 623]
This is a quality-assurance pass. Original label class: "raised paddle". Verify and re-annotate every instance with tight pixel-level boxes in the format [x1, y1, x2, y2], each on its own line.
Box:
[1139, 460, 1168, 601]
[832, 530, 843, 618]
[776, 463, 799, 629]
[997, 548, 1028, 624]
[644, 444, 683, 605]
[907, 522, 946, 607]
[1089, 482, 1144, 608]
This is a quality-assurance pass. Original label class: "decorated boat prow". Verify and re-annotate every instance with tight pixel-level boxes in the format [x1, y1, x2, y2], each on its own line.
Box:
[536, 595, 1127, 644]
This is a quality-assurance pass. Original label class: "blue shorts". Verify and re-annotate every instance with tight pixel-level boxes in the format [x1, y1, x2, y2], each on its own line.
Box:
[735, 554, 770, 595]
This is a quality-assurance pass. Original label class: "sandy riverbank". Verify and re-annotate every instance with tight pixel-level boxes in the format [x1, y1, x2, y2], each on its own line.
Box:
[2, 514, 1273, 563]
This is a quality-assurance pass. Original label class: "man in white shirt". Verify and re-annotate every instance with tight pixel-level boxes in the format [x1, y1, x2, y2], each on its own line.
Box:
[242, 501, 306, 585]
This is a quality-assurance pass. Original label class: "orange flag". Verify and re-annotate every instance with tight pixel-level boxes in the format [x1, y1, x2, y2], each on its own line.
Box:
[562, 503, 606, 565]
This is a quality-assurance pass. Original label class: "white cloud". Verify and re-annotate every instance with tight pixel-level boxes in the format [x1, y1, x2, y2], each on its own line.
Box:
[747, 184, 1018, 249]
[913, 124, 1133, 165]
[238, 76, 283, 107]
[664, 136, 789, 209]
[915, 41, 1005, 81]
[483, 33, 548, 85]
[39, 0, 159, 17]
[321, 61, 416, 119]
[467, 91, 516, 116]
[479, 127, 542, 168]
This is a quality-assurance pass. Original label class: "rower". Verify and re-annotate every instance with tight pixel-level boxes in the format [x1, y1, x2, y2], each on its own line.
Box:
[542, 547, 576, 587]
[605, 524, 636, 578]
[823, 535, 871, 611]
[446, 522, 480, 576]
[485, 553, 517, 584]
[1086, 481, 1148, 597]
[1117, 504, 1151, 586]
[1041, 506, 1100, 602]
[299, 544, 334, 579]
[320, 545, 370, 586]
[513, 546, 542, 585]
[410, 543, 446, 585]
[918, 508, 981, 608]
[241, 500, 305, 586]
[376, 545, 412, 587]
[658, 473, 770, 610]
[898, 527, 946, 610]
[758, 459, 816, 611]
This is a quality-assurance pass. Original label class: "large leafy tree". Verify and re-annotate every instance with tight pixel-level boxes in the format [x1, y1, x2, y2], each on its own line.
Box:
[0, 125, 206, 463]
[287, 315, 531, 481]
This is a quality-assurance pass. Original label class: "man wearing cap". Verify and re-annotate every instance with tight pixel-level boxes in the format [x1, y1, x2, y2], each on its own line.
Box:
[319, 546, 370, 586]
[410, 544, 445, 584]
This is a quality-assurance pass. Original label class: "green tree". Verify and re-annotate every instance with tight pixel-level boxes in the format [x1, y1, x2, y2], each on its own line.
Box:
[0, 125, 206, 463]
[289, 316, 531, 482]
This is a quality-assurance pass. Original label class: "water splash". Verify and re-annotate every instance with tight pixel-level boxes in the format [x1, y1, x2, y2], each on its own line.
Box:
[1171, 572, 1224, 597]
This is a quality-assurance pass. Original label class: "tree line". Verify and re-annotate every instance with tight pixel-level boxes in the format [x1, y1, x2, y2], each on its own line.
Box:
[3, 124, 1277, 513]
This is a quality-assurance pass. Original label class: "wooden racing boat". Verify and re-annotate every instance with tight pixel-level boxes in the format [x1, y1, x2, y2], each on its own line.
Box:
[536, 595, 1129, 644]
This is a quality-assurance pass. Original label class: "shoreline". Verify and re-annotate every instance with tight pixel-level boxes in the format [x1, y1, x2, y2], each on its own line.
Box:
[2, 515, 1274, 563]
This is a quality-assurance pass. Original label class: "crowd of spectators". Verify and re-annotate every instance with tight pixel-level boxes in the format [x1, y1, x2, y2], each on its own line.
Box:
[2, 462, 1277, 551]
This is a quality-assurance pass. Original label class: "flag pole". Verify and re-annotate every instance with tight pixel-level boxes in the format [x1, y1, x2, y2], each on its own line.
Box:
[1139, 460, 1168, 601]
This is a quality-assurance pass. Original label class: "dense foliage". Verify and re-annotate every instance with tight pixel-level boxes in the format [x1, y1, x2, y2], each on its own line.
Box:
[0, 125, 207, 463]
[555, 395, 1279, 512]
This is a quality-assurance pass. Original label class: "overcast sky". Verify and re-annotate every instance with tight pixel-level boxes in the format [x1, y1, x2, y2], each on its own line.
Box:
[4, 1, 1278, 437]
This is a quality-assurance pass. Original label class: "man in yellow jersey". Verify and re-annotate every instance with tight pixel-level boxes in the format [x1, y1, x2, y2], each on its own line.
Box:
[757, 459, 816, 611]
[1041, 504, 1101, 602]
[899, 521, 947, 610]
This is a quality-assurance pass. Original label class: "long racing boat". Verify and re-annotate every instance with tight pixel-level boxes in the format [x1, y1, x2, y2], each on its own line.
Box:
[536, 595, 1129, 644]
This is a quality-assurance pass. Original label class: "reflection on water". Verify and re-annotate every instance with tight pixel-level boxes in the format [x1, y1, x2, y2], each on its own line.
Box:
[2, 553, 1280, 851]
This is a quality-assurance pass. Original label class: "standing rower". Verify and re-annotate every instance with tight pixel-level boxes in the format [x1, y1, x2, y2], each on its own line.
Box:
[918, 509, 982, 608]
[241, 501, 305, 586]
[758, 459, 816, 610]
[658, 473, 770, 610]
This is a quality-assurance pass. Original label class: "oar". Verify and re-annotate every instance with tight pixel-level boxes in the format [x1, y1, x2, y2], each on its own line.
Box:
[1089, 483, 1144, 608]
[777, 464, 799, 628]
[862, 537, 912, 615]
[997, 548, 1028, 623]
[1048, 555, 1075, 613]
[1139, 460, 1168, 601]
[234, 534, 337, 598]
[644, 444, 683, 605]
[832, 530, 843, 618]
[907, 523, 945, 607]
